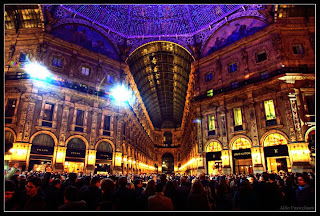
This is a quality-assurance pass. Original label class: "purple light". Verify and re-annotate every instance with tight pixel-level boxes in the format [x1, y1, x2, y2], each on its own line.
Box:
[60, 4, 243, 38]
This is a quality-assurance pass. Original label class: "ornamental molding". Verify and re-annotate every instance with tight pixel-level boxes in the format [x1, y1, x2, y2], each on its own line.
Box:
[278, 74, 315, 84]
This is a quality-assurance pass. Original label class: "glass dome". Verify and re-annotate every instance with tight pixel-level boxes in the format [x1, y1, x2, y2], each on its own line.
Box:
[61, 4, 243, 38]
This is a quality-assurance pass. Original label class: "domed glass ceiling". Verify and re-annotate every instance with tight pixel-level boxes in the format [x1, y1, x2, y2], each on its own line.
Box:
[61, 4, 243, 38]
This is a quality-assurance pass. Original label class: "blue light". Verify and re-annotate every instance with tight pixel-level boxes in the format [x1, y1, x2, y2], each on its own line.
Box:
[24, 62, 52, 80]
[110, 84, 135, 106]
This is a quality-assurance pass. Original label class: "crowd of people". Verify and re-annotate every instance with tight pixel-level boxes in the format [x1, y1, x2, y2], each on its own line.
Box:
[4, 163, 315, 211]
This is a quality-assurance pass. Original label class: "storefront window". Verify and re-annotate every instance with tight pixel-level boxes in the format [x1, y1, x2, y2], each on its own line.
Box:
[206, 141, 222, 152]
[264, 133, 287, 147]
[232, 137, 251, 150]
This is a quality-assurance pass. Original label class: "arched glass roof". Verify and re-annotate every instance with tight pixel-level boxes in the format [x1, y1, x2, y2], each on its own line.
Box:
[61, 4, 243, 38]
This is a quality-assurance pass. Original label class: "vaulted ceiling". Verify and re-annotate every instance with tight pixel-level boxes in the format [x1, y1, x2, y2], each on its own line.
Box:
[127, 41, 194, 129]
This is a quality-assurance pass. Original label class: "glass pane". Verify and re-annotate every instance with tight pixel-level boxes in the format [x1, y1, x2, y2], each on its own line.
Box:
[208, 114, 215, 131]
[264, 133, 287, 146]
[264, 100, 276, 120]
[76, 110, 84, 126]
[233, 107, 242, 126]
[232, 138, 251, 150]
[5, 99, 17, 117]
[206, 141, 222, 152]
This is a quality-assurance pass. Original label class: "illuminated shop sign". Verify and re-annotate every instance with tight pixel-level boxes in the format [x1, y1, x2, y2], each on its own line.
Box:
[206, 152, 221, 161]
[30, 145, 54, 155]
[264, 145, 288, 157]
[96, 152, 113, 160]
[232, 148, 252, 159]
[66, 149, 86, 158]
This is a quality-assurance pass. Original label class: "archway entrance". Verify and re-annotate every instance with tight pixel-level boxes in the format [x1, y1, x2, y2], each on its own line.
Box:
[162, 153, 174, 174]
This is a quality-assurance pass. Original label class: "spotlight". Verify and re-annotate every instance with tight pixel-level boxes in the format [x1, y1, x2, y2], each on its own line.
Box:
[24, 62, 52, 80]
[110, 84, 135, 105]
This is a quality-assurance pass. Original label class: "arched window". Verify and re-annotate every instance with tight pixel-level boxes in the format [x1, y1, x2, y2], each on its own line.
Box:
[232, 137, 251, 150]
[264, 133, 287, 147]
[5, 131, 14, 152]
[67, 138, 86, 150]
[32, 134, 55, 147]
[97, 141, 113, 153]
[206, 141, 222, 152]
[163, 131, 172, 145]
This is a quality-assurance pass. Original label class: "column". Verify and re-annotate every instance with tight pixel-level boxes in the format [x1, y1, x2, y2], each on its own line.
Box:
[90, 106, 100, 148]
[221, 149, 231, 174]
[85, 149, 96, 174]
[52, 146, 67, 172]
[251, 146, 265, 173]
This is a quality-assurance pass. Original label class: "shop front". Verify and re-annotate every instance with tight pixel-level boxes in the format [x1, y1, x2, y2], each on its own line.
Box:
[263, 132, 291, 173]
[94, 141, 114, 174]
[64, 138, 86, 173]
[28, 133, 55, 171]
[205, 141, 223, 175]
[231, 137, 253, 175]
[232, 149, 253, 175]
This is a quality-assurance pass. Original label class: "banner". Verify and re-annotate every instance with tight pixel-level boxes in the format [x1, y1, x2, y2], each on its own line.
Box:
[30, 145, 54, 155]
[232, 148, 252, 159]
[66, 149, 86, 158]
[264, 145, 289, 157]
[206, 151, 221, 161]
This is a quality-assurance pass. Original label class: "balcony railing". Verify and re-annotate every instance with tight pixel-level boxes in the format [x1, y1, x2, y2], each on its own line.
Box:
[195, 67, 314, 101]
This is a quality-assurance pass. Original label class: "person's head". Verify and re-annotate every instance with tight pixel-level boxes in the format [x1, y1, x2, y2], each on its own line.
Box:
[83, 175, 91, 185]
[126, 182, 135, 190]
[26, 176, 41, 198]
[269, 173, 276, 182]
[64, 186, 79, 203]
[134, 179, 143, 188]
[100, 178, 115, 194]
[261, 172, 269, 182]
[5, 180, 16, 202]
[146, 179, 156, 191]
[68, 173, 77, 183]
[52, 178, 62, 189]
[180, 176, 187, 185]
[199, 172, 206, 180]
[297, 174, 309, 187]
[160, 173, 167, 182]
[155, 183, 164, 193]
[190, 179, 205, 194]
[91, 176, 101, 188]
[248, 175, 255, 184]
[118, 176, 128, 188]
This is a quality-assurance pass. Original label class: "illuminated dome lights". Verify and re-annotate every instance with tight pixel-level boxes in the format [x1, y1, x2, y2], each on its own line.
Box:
[60, 4, 243, 38]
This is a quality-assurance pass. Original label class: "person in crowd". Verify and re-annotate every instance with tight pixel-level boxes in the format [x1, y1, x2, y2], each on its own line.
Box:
[295, 173, 315, 208]
[133, 178, 145, 210]
[113, 176, 136, 210]
[140, 179, 156, 210]
[96, 178, 115, 211]
[282, 175, 296, 207]
[268, 173, 283, 210]
[186, 179, 210, 211]
[44, 178, 64, 210]
[61, 172, 78, 193]
[21, 176, 46, 211]
[163, 180, 178, 209]
[215, 175, 232, 210]
[232, 179, 255, 210]
[175, 176, 191, 211]
[80, 176, 102, 210]
[5, 180, 20, 211]
[148, 183, 174, 211]
[58, 186, 86, 211]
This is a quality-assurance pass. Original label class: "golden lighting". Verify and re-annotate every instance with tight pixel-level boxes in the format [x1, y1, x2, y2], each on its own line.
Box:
[115, 152, 122, 167]
[264, 133, 287, 147]
[232, 137, 251, 150]
[206, 141, 222, 152]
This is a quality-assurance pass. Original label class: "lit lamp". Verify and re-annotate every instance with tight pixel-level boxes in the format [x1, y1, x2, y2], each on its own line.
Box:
[24, 61, 52, 80]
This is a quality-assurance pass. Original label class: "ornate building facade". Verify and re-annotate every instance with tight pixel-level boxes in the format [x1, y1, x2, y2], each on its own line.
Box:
[4, 4, 315, 175]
